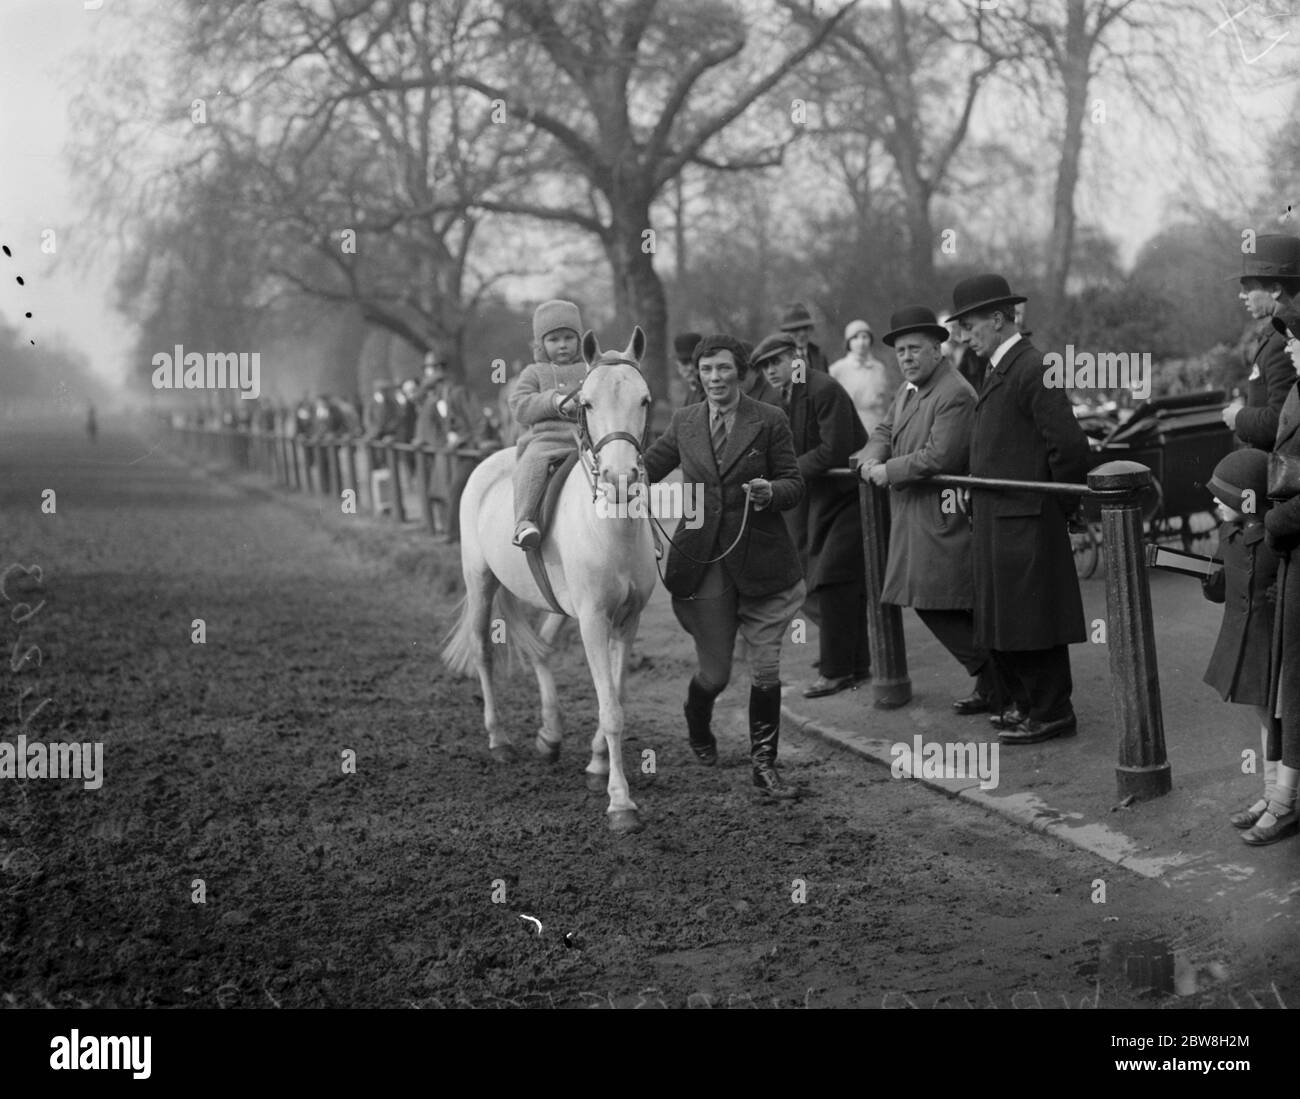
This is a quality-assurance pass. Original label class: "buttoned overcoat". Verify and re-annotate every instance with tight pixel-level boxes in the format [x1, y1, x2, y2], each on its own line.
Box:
[783, 371, 867, 592]
[862, 363, 976, 609]
[968, 338, 1092, 650]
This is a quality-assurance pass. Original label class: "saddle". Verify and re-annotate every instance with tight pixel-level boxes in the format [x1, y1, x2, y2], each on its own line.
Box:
[523, 450, 580, 617]
[520, 448, 662, 616]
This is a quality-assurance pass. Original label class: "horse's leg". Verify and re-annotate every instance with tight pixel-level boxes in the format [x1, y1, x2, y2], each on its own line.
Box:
[610, 609, 640, 708]
[533, 613, 567, 761]
[577, 609, 640, 833]
[462, 565, 511, 760]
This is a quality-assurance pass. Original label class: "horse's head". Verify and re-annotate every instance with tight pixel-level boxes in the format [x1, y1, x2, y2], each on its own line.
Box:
[577, 326, 651, 500]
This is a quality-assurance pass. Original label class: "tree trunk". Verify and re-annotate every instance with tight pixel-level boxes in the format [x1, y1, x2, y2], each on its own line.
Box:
[606, 200, 669, 404]
[1042, 0, 1091, 351]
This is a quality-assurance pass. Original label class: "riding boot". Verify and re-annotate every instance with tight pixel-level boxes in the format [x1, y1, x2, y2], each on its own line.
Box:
[684, 676, 719, 765]
[750, 683, 797, 798]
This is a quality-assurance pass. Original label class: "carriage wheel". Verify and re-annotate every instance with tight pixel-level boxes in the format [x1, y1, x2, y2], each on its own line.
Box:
[1070, 521, 1101, 580]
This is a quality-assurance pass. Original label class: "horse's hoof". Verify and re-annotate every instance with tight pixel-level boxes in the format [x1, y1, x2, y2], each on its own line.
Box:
[535, 736, 561, 763]
[490, 743, 517, 764]
[608, 810, 642, 834]
[585, 771, 608, 793]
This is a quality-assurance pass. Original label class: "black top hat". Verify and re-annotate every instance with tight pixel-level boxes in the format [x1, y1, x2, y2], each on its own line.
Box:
[673, 332, 703, 359]
[778, 302, 815, 331]
[882, 306, 952, 348]
[947, 274, 1027, 324]
[1229, 233, 1300, 282]
[751, 331, 799, 367]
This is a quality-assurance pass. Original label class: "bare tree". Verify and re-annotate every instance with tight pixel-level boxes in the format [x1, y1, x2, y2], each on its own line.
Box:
[788, 0, 1016, 302]
[999, 0, 1250, 346]
[334, 0, 859, 398]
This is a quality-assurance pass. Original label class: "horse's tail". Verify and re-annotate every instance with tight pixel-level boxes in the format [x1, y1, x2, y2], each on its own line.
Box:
[495, 587, 553, 667]
[440, 588, 553, 677]
[439, 594, 479, 678]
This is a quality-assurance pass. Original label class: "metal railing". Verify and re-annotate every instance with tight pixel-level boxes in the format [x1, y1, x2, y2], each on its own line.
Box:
[836, 460, 1170, 802]
[169, 423, 497, 537]
[171, 422, 1168, 801]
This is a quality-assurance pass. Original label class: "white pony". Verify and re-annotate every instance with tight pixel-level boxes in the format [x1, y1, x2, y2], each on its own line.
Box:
[442, 328, 659, 833]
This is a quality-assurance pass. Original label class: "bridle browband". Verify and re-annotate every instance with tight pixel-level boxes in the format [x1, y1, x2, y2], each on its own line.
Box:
[560, 358, 651, 493]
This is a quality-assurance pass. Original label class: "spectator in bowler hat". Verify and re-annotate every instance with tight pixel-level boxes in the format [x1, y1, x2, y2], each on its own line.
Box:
[949, 274, 1092, 745]
[859, 306, 1001, 713]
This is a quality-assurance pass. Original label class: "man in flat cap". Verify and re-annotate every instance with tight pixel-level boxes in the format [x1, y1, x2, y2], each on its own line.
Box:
[949, 275, 1092, 745]
[755, 330, 869, 697]
[1223, 233, 1300, 450]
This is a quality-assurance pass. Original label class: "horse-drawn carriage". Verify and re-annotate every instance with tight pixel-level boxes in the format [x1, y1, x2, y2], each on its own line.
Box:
[1070, 390, 1235, 578]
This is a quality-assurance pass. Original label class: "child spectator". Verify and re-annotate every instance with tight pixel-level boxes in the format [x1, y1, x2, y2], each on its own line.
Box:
[1200, 449, 1285, 844]
[1257, 304, 1300, 845]
[508, 299, 586, 548]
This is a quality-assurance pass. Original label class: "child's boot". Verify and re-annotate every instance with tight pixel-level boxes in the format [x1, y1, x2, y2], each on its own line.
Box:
[1231, 730, 1277, 829]
[513, 519, 541, 549]
[1242, 762, 1300, 846]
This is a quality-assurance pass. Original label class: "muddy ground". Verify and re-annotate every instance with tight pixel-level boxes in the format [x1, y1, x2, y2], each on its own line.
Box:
[0, 419, 1286, 1010]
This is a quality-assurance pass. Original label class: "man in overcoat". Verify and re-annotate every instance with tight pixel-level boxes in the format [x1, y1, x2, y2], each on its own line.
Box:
[858, 306, 1000, 712]
[949, 275, 1093, 745]
[642, 334, 806, 797]
[753, 331, 869, 697]
[1253, 302, 1300, 844]
[1222, 234, 1300, 450]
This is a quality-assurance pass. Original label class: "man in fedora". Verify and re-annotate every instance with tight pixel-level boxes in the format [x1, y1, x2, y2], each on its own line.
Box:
[1222, 233, 1300, 450]
[949, 275, 1092, 745]
[778, 302, 830, 374]
[859, 306, 1001, 713]
[754, 331, 870, 697]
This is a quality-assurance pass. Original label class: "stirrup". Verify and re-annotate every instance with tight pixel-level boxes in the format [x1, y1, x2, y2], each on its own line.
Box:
[513, 522, 541, 549]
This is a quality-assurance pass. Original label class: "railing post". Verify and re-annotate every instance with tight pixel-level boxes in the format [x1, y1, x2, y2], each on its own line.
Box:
[1088, 461, 1171, 800]
[327, 439, 341, 500]
[417, 447, 437, 533]
[858, 479, 911, 709]
[343, 439, 359, 504]
[387, 442, 406, 523]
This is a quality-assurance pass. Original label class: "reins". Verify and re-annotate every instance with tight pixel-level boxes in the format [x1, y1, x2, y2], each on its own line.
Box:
[562, 366, 755, 575]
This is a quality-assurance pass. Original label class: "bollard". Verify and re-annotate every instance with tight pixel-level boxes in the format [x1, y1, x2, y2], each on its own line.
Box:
[858, 480, 911, 709]
[1088, 461, 1171, 800]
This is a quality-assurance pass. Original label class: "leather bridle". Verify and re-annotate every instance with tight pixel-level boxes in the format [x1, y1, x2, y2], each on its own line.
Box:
[560, 357, 651, 498]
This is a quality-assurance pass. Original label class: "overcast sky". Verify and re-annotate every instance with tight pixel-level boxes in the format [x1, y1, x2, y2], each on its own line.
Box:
[0, 0, 1296, 389]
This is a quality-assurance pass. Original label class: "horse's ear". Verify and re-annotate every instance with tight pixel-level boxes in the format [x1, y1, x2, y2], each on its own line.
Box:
[582, 329, 600, 368]
[626, 325, 647, 364]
